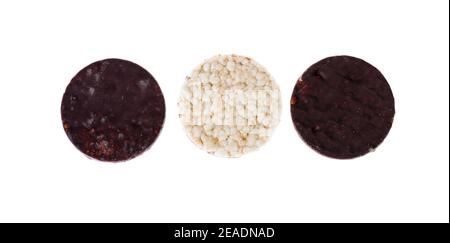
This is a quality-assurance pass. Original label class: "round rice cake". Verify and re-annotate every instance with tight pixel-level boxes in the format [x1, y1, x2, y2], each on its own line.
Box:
[290, 55, 395, 159]
[179, 54, 281, 157]
[61, 58, 165, 162]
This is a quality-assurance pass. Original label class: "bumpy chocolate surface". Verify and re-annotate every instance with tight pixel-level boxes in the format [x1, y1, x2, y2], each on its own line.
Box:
[61, 59, 165, 162]
[291, 56, 395, 159]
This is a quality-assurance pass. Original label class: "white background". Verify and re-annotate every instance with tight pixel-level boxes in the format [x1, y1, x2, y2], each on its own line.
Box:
[0, 0, 448, 223]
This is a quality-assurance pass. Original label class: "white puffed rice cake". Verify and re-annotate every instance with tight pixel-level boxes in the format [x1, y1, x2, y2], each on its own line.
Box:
[178, 54, 281, 157]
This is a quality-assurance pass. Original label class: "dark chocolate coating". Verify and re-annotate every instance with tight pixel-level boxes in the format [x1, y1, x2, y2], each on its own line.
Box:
[61, 58, 165, 162]
[290, 56, 395, 159]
